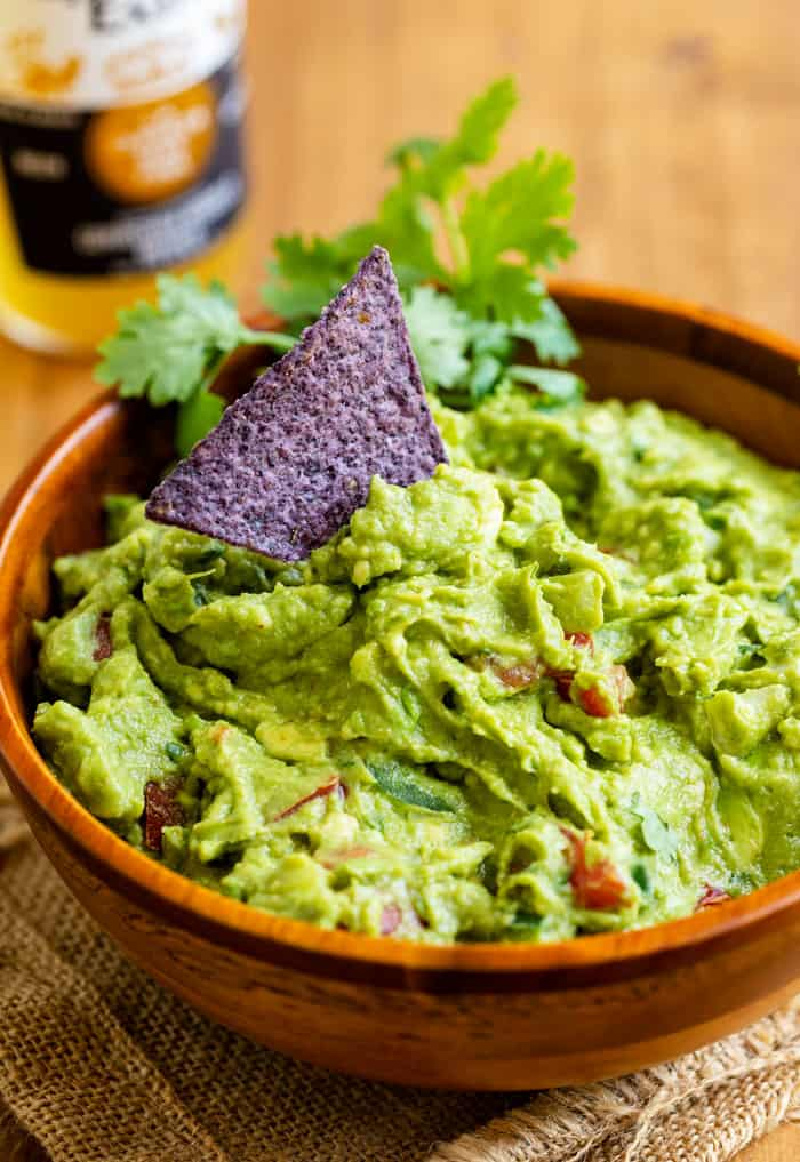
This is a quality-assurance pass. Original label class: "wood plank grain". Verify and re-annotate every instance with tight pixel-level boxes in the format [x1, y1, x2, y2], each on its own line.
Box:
[1, 1, 798, 1157]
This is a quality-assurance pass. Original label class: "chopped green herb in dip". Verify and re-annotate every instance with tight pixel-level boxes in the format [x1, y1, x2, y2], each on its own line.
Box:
[33, 387, 800, 942]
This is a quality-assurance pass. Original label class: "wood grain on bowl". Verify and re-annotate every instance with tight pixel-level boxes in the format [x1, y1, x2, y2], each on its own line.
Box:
[2, 284, 800, 1089]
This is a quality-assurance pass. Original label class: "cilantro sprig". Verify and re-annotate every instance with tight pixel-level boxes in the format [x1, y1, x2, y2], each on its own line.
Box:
[96, 76, 583, 453]
[96, 275, 294, 455]
[263, 76, 582, 407]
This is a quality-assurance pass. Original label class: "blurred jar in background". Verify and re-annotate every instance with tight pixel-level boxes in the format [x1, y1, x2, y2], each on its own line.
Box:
[0, 0, 248, 354]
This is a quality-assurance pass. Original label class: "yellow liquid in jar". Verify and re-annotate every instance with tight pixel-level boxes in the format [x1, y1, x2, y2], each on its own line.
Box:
[0, 173, 248, 355]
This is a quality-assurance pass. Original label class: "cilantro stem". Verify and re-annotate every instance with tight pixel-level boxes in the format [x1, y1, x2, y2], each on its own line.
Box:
[176, 390, 226, 457]
[239, 327, 297, 352]
[441, 197, 470, 283]
[196, 352, 230, 397]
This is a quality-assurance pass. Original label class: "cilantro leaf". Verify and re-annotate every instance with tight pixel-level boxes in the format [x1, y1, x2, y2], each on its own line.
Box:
[457, 151, 577, 320]
[367, 759, 465, 813]
[97, 274, 294, 406]
[261, 235, 354, 323]
[508, 365, 586, 408]
[407, 76, 518, 201]
[261, 203, 444, 322]
[403, 285, 579, 411]
[404, 289, 524, 408]
[445, 76, 518, 169]
[512, 294, 581, 365]
[371, 184, 444, 288]
[467, 354, 505, 404]
[631, 796, 679, 861]
[462, 152, 577, 272]
[97, 274, 294, 453]
[96, 276, 239, 406]
[403, 287, 471, 389]
[386, 136, 440, 169]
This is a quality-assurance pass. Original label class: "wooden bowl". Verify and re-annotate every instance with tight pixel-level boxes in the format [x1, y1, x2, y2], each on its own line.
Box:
[2, 282, 800, 1091]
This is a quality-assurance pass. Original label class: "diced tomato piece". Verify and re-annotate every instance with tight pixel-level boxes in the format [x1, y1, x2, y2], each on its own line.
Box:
[143, 779, 184, 852]
[484, 637, 589, 693]
[577, 664, 634, 718]
[93, 613, 113, 662]
[469, 654, 544, 689]
[481, 639, 633, 723]
[577, 685, 613, 718]
[380, 903, 403, 936]
[565, 631, 593, 651]
[492, 659, 544, 689]
[697, 883, 731, 910]
[274, 775, 339, 821]
[562, 828, 628, 910]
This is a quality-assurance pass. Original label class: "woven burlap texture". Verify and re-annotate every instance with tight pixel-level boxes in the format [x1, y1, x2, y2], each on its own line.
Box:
[1, 779, 798, 1162]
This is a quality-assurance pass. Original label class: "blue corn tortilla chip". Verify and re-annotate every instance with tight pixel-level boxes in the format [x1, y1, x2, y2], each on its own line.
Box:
[145, 247, 447, 562]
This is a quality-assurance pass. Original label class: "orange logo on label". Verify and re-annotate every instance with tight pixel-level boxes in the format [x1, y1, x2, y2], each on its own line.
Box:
[84, 82, 216, 205]
[5, 28, 81, 98]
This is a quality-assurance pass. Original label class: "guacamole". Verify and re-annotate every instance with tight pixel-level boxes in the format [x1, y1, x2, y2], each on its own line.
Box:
[32, 388, 800, 943]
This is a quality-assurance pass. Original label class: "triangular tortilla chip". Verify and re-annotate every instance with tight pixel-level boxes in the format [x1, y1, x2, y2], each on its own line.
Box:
[146, 247, 447, 561]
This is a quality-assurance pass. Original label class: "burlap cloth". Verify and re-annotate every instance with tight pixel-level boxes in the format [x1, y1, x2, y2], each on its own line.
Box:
[1, 779, 799, 1162]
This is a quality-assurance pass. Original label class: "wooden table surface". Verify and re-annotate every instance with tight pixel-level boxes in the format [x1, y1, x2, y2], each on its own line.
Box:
[2, 2, 799, 1158]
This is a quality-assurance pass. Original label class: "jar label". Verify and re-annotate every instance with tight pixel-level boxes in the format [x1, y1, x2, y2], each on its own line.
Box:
[0, 1, 246, 276]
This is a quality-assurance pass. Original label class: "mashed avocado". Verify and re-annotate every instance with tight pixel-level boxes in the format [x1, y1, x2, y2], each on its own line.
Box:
[32, 387, 800, 942]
